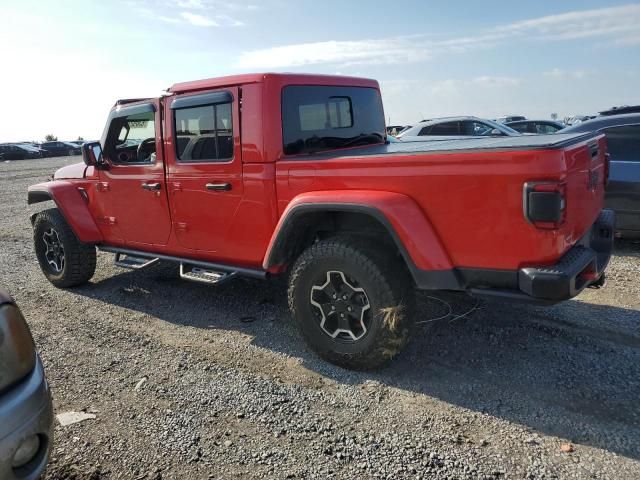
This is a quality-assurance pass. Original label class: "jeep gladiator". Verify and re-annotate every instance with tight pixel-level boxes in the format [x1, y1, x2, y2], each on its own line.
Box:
[28, 73, 614, 369]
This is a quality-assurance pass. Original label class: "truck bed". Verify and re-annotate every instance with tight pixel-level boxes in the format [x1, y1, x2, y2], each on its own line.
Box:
[279, 131, 607, 272]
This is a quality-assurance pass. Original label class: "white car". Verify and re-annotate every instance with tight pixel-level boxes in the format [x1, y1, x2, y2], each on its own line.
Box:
[396, 117, 521, 141]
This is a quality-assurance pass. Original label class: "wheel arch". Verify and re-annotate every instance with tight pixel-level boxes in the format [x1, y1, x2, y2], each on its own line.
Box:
[28, 181, 103, 243]
[263, 190, 459, 289]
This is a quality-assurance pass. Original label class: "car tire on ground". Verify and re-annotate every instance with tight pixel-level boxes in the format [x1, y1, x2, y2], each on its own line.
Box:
[33, 208, 96, 288]
[288, 237, 415, 370]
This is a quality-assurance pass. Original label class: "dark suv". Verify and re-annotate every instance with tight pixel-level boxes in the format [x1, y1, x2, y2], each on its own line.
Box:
[40, 141, 81, 157]
[562, 113, 640, 238]
[0, 288, 53, 479]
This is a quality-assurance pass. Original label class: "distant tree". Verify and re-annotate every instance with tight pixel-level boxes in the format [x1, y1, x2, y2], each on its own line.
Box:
[44, 134, 58, 141]
[77, 136, 84, 141]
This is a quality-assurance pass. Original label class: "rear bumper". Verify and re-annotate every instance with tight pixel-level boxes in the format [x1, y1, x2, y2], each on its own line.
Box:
[469, 209, 615, 303]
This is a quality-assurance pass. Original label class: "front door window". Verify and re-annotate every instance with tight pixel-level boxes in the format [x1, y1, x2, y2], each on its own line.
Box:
[104, 111, 157, 164]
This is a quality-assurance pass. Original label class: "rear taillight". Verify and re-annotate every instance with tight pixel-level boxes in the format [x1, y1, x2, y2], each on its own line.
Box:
[523, 181, 567, 229]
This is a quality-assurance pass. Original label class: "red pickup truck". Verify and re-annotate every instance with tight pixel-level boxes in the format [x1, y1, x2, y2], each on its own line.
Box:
[28, 73, 614, 369]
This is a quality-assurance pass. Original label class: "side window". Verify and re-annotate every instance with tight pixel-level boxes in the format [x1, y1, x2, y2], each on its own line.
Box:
[105, 111, 156, 164]
[509, 123, 526, 133]
[282, 86, 385, 155]
[418, 126, 431, 136]
[429, 122, 460, 135]
[604, 125, 640, 162]
[174, 102, 233, 162]
[463, 121, 493, 136]
[536, 123, 558, 134]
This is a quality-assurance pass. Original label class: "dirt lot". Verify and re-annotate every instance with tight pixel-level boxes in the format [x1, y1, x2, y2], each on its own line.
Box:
[1, 156, 639, 479]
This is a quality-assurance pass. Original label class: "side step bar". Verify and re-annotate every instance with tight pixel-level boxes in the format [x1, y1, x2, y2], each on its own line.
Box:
[114, 252, 159, 269]
[180, 263, 237, 285]
[99, 245, 267, 280]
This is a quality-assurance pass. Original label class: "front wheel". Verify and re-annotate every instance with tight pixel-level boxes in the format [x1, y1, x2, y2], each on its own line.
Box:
[288, 238, 414, 370]
[33, 208, 96, 288]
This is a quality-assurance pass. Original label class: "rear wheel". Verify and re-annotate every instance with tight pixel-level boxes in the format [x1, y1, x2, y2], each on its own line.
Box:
[33, 208, 96, 287]
[288, 238, 414, 370]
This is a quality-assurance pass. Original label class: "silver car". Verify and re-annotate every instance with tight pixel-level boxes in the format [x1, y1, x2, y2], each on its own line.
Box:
[396, 116, 521, 141]
[0, 288, 53, 480]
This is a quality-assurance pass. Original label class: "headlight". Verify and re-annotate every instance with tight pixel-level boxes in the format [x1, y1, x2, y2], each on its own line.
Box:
[0, 303, 36, 393]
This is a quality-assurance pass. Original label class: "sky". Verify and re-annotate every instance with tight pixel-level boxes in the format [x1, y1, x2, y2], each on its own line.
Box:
[0, 0, 639, 142]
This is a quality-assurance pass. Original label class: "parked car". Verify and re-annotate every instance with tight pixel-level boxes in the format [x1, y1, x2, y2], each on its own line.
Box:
[67, 141, 85, 147]
[0, 144, 42, 160]
[561, 113, 640, 238]
[17, 143, 48, 157]
[496, 115, 526, 124]
[396, 116, 521, 141]
[506, 120, 565, 134]
[40, 141, 81, 157]
[0, 288, 53, 479]
[28, 73, 612, 370]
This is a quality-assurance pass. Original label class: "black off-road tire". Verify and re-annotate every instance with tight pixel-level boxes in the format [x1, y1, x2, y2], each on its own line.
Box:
[33, 208, 96, 288]
[288, 237, 415, 370]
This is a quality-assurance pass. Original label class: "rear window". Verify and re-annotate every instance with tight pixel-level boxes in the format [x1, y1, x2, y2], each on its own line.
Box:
[282, 86, 385, 155]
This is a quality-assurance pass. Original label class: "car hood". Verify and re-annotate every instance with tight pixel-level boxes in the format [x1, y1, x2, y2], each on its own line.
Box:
[53, 162, 87, 179]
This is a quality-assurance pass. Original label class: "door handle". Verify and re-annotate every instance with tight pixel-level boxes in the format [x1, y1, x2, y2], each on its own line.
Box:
[205, 182, 232, 192]
[141, 182, 161, 191]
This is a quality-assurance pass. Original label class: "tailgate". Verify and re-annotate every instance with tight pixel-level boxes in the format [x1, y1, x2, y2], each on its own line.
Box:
[561, 133, 607, 245]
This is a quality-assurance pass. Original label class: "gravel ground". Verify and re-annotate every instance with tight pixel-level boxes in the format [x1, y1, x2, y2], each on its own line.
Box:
[1, 156, 639, 479]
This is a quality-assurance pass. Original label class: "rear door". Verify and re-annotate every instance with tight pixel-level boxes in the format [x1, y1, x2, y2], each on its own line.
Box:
[165, 87, 244, 254]
[602, 124, 640, 234]
[93, 100, 172, 246]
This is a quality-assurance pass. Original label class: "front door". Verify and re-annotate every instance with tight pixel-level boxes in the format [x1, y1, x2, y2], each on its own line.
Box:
[164, 87, 243, 255]
[95, 100, 172, 247]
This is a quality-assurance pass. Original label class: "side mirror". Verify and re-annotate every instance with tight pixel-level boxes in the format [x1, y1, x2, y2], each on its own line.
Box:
[82, 142, 106, 169]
